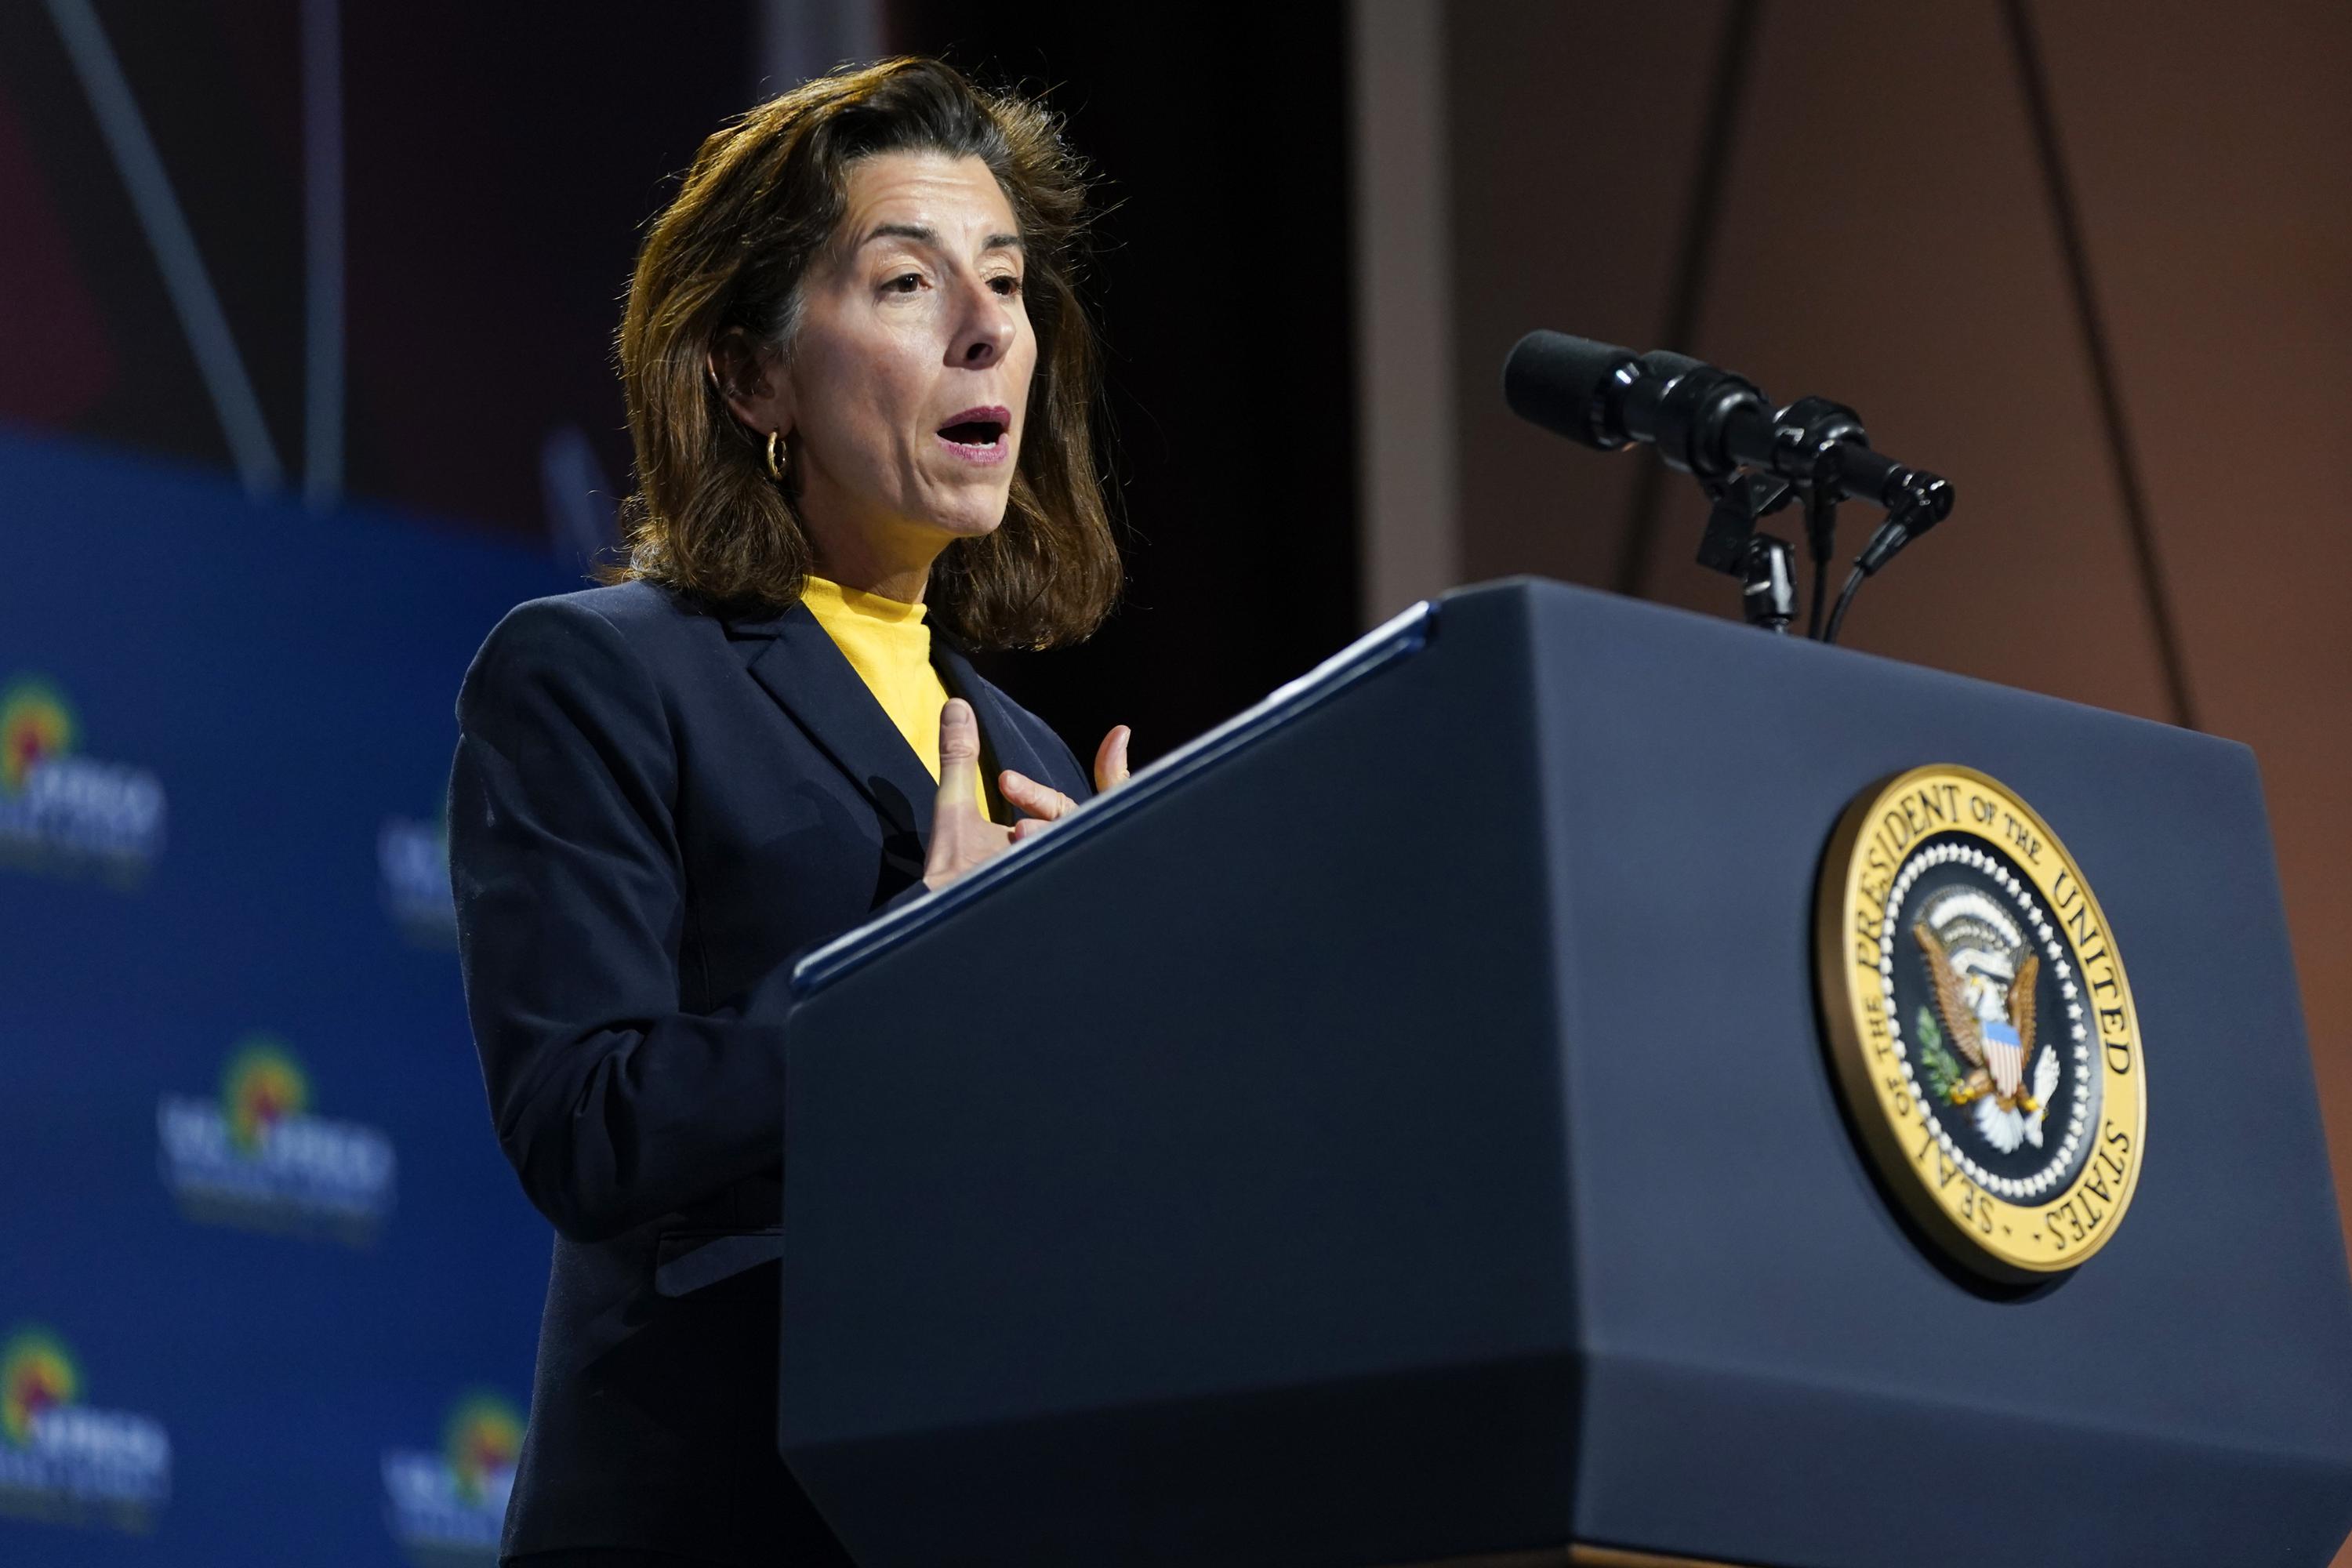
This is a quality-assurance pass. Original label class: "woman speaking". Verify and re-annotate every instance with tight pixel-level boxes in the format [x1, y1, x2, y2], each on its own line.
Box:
[448, 58, 1128, 1566]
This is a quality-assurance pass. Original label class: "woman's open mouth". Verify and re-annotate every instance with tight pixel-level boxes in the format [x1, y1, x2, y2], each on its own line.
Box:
[935, 406, 1011, 466]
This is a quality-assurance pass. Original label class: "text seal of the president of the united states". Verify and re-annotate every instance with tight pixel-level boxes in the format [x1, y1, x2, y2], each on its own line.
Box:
[1815, 764, 2146, 1282]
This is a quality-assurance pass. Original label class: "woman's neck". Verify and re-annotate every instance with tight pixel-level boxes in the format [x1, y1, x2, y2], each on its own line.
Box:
[803, 510, 942, 605]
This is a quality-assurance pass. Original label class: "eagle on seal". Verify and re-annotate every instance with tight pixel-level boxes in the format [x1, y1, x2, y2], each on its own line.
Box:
[1914, 922, 2060, 1153]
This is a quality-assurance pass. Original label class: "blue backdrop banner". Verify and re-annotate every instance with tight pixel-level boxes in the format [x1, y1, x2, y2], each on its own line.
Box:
[1, 430, 568, 1565]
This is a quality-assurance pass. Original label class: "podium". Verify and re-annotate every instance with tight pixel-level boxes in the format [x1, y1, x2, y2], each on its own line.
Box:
[774, 579, 2352, 1567]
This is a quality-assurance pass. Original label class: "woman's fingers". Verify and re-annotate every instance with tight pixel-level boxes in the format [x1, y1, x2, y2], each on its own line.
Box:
[1000, 768, 1076, 822]
[1094, 724, 1132, 793]
[990, 725, 1132, 856]
[923, 699, 1012, 890]
[938, 697, 982, 799]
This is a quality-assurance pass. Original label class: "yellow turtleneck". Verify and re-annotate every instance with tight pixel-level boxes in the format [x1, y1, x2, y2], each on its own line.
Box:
[800, 575, 991, 822]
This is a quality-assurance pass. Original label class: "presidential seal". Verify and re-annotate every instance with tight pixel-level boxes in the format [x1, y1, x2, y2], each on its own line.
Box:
[1815, 765, 2145, 1282]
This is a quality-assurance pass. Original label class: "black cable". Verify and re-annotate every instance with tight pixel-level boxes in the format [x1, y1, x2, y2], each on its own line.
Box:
[1823, 565, 1867, 647]
[1798, 478, 1838, 639]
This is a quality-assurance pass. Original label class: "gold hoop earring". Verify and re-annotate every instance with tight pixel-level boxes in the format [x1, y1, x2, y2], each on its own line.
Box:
[764, 428, 789, 483]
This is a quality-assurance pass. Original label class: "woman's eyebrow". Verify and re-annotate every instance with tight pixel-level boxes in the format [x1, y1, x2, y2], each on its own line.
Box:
[860, 222, 1024, 254]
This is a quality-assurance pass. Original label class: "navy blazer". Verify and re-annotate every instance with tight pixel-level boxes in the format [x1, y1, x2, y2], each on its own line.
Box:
[446, 576, 1091, 1565]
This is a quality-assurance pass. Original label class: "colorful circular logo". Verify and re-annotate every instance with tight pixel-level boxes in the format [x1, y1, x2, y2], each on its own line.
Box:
[442, 1393, 523, 1504]
[222, 1037, 310, 1155]
[0, 679, 74, 797]
[2, 1328, 79, 1447]
[1816, 766, 2147, 1282]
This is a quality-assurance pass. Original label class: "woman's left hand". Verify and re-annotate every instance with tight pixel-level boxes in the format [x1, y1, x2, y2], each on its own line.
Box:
[1000, 724, 1131, 841]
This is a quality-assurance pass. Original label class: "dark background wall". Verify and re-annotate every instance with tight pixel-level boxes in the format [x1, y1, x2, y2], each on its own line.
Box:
[0, 1, 749, 532]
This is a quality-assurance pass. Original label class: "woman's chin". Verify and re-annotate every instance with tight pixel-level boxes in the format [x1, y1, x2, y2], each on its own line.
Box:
[918, 496, 1011, 542]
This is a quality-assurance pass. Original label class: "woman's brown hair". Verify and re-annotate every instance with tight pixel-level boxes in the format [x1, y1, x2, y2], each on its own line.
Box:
[608, 57, 1120, 649]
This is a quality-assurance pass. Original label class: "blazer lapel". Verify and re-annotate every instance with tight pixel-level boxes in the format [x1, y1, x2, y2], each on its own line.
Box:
[736, 601, 939, 849]
[934, 642, 1089, 805]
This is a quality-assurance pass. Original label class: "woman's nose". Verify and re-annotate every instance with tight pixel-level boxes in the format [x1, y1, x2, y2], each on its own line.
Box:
[953, 279, 1015, 367]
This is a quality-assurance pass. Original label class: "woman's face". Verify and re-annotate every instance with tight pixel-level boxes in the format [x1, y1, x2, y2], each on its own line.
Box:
[762, 151, 1036, 572]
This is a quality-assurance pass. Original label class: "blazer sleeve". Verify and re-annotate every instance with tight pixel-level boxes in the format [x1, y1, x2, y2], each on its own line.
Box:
[449, 596, 806, 1243]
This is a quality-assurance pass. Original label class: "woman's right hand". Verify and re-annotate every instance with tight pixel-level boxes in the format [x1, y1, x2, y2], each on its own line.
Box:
[922, 698, 1013, 891]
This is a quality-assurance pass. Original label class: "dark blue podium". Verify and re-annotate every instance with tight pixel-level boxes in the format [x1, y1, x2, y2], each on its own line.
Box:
[775, 579, 2352, 1568]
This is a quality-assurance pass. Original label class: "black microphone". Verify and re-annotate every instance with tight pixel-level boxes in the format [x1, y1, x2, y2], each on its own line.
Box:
[1501, 330, 1951, 525]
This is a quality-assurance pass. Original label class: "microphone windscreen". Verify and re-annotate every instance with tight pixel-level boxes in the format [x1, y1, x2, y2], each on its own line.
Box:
[1502, 331, 1638, 448]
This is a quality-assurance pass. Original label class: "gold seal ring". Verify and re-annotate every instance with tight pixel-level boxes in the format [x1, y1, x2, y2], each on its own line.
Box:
[1815, 764, 2146, 1282]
